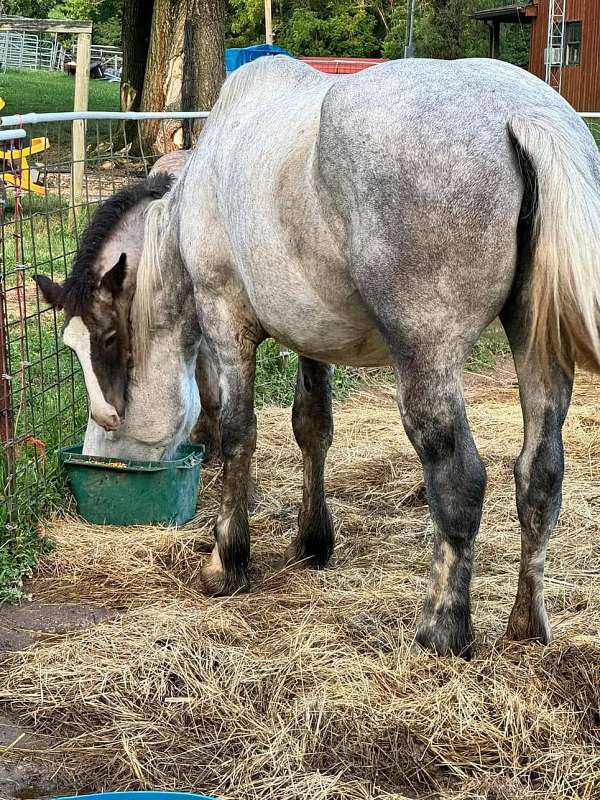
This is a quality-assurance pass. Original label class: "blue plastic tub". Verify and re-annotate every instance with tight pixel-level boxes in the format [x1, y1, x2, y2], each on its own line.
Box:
[54, 793, 216, 800]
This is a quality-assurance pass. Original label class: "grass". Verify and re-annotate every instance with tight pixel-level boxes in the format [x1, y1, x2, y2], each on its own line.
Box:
[467, 322, 511, 371]
[255, 340, 358, 407]
[0, 69, 119, 116]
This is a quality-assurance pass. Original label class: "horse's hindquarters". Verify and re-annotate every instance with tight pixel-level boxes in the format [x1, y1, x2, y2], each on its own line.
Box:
[317, 64, 530, 357]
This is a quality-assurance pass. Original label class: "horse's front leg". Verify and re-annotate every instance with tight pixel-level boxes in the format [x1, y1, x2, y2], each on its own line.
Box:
[199, 332, 260, 596]
[284, 357, 335, 568]
[190, 337, 222, 462]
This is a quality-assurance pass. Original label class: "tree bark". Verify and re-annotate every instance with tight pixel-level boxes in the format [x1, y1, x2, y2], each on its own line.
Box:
[182, 0, 227, 145]
[137, 0, 226, 153]
[138, 0, 179, 150]
[120, 0, 154, 113]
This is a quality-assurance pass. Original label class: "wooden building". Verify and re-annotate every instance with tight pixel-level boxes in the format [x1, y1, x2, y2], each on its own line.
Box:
[474, 1, 600, 112]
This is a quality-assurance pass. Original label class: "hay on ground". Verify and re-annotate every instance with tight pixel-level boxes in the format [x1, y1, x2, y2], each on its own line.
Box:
[1, 373, 599, 799]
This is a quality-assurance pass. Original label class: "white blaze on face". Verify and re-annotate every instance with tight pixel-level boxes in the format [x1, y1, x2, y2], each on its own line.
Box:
[63, 316, 121, 431]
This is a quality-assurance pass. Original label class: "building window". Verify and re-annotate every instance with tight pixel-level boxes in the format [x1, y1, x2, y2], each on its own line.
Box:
[565, 21, 582, 66]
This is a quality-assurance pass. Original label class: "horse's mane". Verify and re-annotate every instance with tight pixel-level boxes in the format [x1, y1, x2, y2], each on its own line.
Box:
[131, 189, 173, 368]
[62, 172, 173, 315]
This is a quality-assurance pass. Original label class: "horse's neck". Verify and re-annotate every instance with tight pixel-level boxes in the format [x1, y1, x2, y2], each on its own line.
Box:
[134, 199, 199, 366]
[96, 200, 151, 287]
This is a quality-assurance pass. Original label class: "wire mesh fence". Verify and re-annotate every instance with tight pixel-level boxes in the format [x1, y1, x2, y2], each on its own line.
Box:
[0, 112, 207, 530]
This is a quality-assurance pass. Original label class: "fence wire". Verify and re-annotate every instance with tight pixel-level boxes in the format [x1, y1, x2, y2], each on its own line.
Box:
[0, 113, 204, 529]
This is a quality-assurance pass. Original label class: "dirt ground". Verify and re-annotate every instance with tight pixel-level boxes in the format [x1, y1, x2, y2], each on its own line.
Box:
[0, 363, 599, 800]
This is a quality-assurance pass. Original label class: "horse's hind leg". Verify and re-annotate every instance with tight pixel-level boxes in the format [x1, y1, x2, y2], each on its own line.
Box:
[501, 300, 573, 643]
[393, 356, 486, 658]
[284, 357, 334, 568]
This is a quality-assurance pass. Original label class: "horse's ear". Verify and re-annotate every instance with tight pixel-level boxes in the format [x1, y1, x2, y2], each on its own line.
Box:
[100, 253, 127, 297]
[33, 274, 64, 309]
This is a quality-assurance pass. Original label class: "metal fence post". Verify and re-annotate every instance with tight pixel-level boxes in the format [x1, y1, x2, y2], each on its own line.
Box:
[0, 263, 15, 524]
[72, 31, 91, 216]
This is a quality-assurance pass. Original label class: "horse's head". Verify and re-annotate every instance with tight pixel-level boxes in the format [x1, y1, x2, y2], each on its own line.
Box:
[34, 172, 174, 433]
[35, 253, 130, 431]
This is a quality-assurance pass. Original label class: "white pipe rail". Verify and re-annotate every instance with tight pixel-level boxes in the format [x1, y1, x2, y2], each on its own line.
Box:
[0, 111, 209, 126]
[0, 128, 26, 141]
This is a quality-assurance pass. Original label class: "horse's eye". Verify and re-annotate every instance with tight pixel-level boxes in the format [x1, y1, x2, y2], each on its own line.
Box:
[104, 331, 117, 348]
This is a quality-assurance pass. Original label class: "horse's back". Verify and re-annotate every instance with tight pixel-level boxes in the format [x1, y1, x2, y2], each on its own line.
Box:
[213, 55, 331, 110]
[181, 57, 591, 365]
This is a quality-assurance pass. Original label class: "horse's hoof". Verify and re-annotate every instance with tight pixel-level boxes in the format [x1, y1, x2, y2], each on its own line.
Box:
[199, 564, 250, 596]
[281, 539, 334, 571]
[506, 604, 552, 645]
[416, 609, 474, 660]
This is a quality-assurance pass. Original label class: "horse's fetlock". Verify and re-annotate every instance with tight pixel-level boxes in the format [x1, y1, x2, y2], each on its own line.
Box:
[284, 501, 334, 569]
[417, 600, 474, 660]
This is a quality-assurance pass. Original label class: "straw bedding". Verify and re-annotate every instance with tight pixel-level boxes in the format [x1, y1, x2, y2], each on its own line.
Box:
[1, 369, 599, 799]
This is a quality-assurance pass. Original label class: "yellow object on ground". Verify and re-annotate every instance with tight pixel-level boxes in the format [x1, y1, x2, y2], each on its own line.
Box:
[0, 136, 50, 195]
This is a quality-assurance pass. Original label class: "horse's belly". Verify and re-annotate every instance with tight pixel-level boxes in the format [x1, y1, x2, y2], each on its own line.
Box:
[272, 323, 390, 367]
[253, 283, 391, 367]
[299, 331, 391, 367]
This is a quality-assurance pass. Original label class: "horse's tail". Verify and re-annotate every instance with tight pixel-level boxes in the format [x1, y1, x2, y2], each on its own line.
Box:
[509, 112, 600, 374]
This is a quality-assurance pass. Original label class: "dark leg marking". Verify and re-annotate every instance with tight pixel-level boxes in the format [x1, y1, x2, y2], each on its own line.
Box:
[283, 357, 334, 569]
[190, 338, 221, 462]
[501, 303, 573, 644]
[201, 358, 257, 596]
[397, 362, 486, 659]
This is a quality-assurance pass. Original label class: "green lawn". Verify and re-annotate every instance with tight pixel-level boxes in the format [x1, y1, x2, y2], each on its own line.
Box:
[0, 69, 120, 116]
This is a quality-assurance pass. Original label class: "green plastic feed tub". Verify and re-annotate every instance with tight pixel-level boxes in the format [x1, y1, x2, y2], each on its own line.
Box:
[60, 443, 204, 526]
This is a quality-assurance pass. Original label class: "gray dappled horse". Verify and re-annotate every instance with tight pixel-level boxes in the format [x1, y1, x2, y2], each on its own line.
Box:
[36, 57, 600, 659]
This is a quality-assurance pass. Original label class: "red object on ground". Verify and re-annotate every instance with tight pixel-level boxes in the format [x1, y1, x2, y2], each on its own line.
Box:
[300, 57, 386, 75]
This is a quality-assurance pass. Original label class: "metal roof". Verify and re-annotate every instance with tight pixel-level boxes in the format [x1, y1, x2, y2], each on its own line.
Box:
[471, 4, 535, 23]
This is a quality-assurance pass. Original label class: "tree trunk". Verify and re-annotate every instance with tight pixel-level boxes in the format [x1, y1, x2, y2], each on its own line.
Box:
[139, 0, 180, 151]
[182, 0, 227, 145]
[138, 0, 226, 153]
[120, 0, 154, 113]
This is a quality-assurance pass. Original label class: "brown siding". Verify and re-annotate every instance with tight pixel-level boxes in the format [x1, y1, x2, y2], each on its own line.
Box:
[529, 0, 600, 111]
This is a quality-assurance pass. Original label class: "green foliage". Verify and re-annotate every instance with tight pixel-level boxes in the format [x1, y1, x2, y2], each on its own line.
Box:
[278, 1, 380, 57]
[467, 323, 511, 371]
[0, 0, 122, 45]
[498, 21, 530, 68]
[0, 522, 54, 603]
[255, 339, 358, 407]
[226, 0, 530, 66]
[227, 0, 268, 48]
[381, 1, 408, 60]
[415, 0, 477, 59]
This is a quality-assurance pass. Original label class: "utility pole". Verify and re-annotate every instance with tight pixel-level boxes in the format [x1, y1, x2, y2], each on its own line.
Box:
[265, 0, 273, 44]
[404, 0, 416, 58]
